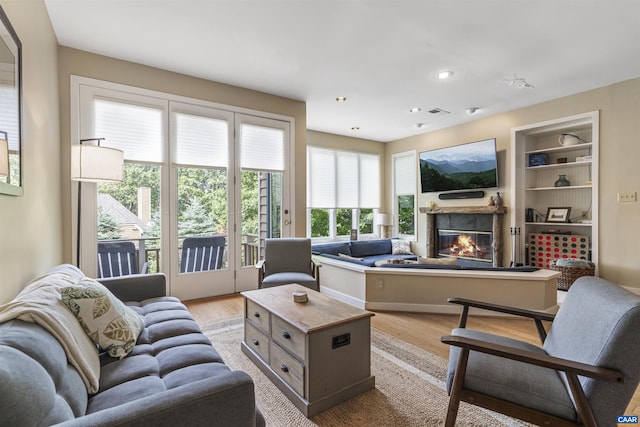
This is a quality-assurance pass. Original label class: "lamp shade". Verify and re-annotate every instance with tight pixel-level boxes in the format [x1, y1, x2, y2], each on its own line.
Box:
[377, 213, 392, 225]
[0, 137, 8, 177]
[71, 144, 124, 183]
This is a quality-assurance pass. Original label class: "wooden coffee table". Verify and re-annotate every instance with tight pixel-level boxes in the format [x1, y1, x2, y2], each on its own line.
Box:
[241, 284, 375, 417]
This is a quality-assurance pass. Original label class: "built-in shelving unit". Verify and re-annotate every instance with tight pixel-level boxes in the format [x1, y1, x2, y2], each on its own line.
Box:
[510, 111, 599, 270]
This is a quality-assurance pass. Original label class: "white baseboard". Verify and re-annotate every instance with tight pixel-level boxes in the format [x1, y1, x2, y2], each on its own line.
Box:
[320, 286, 559, 316]
[624, 286, 640, 295]
[365, 301, 559, 316]
[319, 286, 366, 309]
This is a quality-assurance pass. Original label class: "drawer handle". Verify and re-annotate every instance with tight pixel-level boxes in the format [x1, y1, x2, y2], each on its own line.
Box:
[252, 339, 259, 346]
[280, 364, 289, 373]
[253, 312, 260, 318]
[282, 331, 291, 339]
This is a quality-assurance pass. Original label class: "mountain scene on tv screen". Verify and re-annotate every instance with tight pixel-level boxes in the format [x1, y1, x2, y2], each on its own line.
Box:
[420, 156, 497, 192]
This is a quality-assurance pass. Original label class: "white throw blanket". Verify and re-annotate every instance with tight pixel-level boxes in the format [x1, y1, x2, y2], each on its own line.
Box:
[0, 270, 100, 393]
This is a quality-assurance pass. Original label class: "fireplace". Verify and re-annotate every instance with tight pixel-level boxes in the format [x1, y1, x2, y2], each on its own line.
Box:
[437, 229, 493, 263]
[420, 206, 506, 267]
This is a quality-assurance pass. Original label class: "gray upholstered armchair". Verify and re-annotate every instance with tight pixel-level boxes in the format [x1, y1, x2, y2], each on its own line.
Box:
[441, 276, 640, 427]
[256, 238, 320, 291]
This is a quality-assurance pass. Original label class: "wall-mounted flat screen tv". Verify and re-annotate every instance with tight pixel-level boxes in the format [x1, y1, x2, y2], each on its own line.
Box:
[419, 138, 498, 193]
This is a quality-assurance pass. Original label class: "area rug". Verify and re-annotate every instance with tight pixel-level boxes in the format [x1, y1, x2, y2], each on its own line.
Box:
[201, 317, 529, 427]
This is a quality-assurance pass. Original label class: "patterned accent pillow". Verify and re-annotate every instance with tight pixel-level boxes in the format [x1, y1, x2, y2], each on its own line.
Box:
[60, 278, 144, 358]
[391, 239, 413, 255]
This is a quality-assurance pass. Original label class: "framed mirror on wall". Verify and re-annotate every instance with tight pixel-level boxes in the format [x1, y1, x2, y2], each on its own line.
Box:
[0, 5, 21, 196]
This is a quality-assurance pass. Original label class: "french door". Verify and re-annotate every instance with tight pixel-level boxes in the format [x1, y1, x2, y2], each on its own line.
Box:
[234, 115, 291, 291]
[74, 78, 292, 300]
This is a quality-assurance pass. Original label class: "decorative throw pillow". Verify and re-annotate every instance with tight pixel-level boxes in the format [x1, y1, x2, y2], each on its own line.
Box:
[418, 256, 458, 265]
[59, 278, 144, 359]
[391, 240, 413, 255]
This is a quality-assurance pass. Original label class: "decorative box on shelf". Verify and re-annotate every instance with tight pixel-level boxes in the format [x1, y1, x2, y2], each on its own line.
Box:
[528, 233, 590, 269]
[528, 153, 549, 167]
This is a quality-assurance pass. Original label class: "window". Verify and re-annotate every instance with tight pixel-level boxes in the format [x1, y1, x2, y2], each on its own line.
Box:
[307, 147, 380, 239]
[93, 97, 164, 273]
[174, 111, 230, 270]
[393, 151, 416, 238]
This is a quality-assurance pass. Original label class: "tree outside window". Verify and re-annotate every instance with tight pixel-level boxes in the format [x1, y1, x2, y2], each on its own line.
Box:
[310, 209, 330, 238]
[359, 208, 373, 234]
[336, 208, 353, 236]
[398, 194, 415, 236]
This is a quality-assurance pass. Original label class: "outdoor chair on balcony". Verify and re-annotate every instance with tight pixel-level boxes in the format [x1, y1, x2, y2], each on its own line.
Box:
[441, 276, 640, 427]
[180, 235, 226, 273]
[97, 241, 148, 278]
[256, 238, 319, 291]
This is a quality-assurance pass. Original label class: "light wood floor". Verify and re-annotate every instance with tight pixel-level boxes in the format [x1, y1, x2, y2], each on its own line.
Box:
[185, 293, 640, 415]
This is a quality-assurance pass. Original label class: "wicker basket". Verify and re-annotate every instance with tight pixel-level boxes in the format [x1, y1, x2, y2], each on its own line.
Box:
[549, 259, 595, 290]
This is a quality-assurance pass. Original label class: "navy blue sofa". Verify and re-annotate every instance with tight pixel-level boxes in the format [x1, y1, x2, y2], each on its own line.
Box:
[311, 239, 417, 267]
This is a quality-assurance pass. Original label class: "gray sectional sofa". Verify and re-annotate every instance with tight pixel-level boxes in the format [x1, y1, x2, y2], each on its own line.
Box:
[0, 264, 264, 427]
[311, 238, 417, 266]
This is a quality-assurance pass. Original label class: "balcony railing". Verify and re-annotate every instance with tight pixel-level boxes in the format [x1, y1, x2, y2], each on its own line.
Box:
[98, 234, 260, 274]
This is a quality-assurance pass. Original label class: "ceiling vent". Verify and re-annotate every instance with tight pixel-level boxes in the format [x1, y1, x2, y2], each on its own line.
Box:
[428, 108, 450, 115]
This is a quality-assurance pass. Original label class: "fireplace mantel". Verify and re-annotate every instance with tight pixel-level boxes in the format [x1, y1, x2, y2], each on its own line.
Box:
[419, 205, 507, 267]
[418, 206, 507, 215]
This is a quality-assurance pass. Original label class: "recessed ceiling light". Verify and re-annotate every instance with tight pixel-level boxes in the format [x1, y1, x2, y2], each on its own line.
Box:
[409, 107, 422, 113]
[336, 96, 347, 102]
[415, 123, 426, 129]
[434, 70, 454, 80]
[351, 126, 360, 131]
[466, 107, 480, 114]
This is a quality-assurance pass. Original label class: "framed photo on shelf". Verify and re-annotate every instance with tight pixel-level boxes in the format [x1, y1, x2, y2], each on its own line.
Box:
[545, 207, 571, 223]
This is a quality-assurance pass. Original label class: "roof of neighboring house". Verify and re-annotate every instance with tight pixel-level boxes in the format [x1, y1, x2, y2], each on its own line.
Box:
[97, 194, 148, 232]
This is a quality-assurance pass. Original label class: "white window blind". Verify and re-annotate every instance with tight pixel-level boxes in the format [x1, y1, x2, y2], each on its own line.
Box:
[240, 124, 285, 171]
[0, 86, 19, 151]
[359, 153, 380, 208]
[174, 113, 228, 168]
[94, 98, 163, 162]
[307, 146, 380, 209]
[394, 151, 416, 194]
[336, 151, 359, 208]
[307, 147, 336, 208]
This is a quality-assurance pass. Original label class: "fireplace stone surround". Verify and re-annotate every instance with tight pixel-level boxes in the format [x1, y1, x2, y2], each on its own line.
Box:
[419, 206, 507, 267]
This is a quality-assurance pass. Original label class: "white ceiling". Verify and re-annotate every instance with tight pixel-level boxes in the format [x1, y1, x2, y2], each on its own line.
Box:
[44, 0, 640, 142]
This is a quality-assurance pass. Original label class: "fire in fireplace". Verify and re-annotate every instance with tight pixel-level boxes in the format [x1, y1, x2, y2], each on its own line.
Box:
[437, 229, 493, 263]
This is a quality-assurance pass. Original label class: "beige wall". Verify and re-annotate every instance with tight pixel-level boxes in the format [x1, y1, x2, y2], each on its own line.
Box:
[0, 0, 62, 303]
[387, 78, 640, 288]
[57, 47, 307, 264]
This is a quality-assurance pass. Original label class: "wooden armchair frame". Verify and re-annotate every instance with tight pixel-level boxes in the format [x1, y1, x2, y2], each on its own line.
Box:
[441, 298, 624, 427]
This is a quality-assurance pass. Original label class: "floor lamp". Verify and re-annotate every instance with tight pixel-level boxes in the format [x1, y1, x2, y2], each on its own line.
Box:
[71, 138, 124, 267]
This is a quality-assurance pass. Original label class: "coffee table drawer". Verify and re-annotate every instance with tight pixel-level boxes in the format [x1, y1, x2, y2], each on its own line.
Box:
[244, 321, 269, 362]
[270, 342, 305, 396]
[246, 299, 270, 332]
[272, 315, 305, 361]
